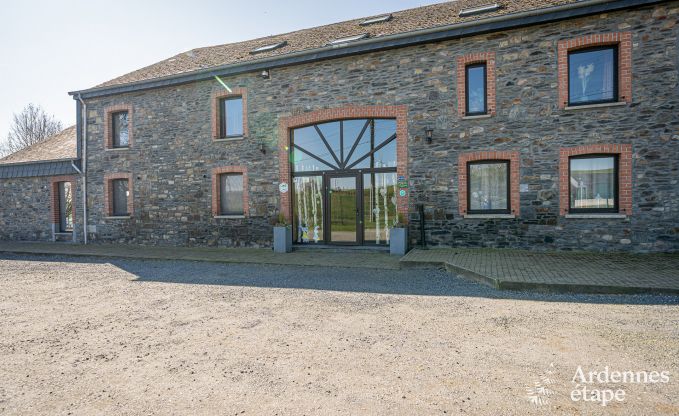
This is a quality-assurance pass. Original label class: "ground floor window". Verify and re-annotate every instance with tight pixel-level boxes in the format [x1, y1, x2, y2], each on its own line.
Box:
[219, 173, 244, 215]
[569, 155, 618, 212]
[58, 182, 73, 232]
[112, 179, 130, 216]
[467, 160, 510, 214]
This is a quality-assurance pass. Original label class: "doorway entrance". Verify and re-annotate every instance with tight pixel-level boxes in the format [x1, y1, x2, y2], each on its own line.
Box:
[291, 118, 398, 246]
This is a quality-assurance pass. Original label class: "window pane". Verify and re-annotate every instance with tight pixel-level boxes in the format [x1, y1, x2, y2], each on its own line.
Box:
[293, 176, 324, 244]
[373, 139, 397, 168]
[468, 162, 508, 211]
[570, 157, 616, 210]
[292, 126, 336, 171]
[363, 172, 397, 245]
[315, 121, 341, 164]
[569, 48, 616, 104]
[58, 181, 73, 232]
[113, 112, 129, 147]
[342, 119, 370, 165]
[466, 65, 486, 114]
[223, 97, 243, 137]
[112, 179, 129, 216]
[220, 174, 244, 215]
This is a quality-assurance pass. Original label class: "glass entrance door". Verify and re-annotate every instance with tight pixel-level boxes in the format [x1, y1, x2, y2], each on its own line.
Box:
[328, 175, 359, 244]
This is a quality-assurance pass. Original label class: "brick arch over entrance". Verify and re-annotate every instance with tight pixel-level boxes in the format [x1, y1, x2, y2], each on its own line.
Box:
[278, 105, 408, 222]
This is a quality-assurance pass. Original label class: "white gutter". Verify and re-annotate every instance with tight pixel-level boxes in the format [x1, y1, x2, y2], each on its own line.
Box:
[77, 94, 88, 245]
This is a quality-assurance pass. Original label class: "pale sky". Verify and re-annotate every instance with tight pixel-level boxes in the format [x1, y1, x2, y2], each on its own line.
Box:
[0, 0, 439, 146]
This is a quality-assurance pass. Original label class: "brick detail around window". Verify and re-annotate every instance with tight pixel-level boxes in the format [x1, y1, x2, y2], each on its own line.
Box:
[458, 151, 520, 216]
[104, 173, 134, 216]
[278, 105, 408, 222]
[211, 87, 248, 140]
[559, 144, 632, 216]
[456, 52, 496, 117]
[50, 175, 77, 226]
[104, 104, 133, 149]
[557, 32, 632, 108]
[211, 166, 249, 216]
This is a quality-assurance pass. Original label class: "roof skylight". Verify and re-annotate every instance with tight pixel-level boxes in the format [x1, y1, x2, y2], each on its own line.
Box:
[360, 14, 393, 26]
[459, 3, 501, 17]
[250, 41, 288, 55]
[328, 33, 369, 46]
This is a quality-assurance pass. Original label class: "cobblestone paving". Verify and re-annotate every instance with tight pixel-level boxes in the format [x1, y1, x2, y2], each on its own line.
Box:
[0, 241, 400, 270]
[402, 248, 679, 293]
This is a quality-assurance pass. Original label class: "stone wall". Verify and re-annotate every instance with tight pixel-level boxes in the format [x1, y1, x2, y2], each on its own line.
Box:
[0, 176, 83, 242]
[82, 2, 679, 251]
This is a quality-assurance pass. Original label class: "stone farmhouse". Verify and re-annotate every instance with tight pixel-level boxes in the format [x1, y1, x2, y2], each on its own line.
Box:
[0, 0, 677, 252]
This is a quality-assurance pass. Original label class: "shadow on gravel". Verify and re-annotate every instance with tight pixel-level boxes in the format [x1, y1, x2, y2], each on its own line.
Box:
[2, 253, 678, 306]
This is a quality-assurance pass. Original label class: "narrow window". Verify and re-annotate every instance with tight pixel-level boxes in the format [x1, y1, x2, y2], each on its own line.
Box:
[220, 97, 244, 138]
[568, 46, 618, 106]
[58, 182, 73, 232]
[112, 179, 129, 216]
[219, 173, 244, 215]
[569, 155, 618, 212]
[112, 111, 129, 148]
[465, 63, 487, 116]
[467, 160, 510, 214]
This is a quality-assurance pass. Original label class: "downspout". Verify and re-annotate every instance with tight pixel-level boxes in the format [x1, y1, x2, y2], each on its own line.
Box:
[77, 94, 88, 244]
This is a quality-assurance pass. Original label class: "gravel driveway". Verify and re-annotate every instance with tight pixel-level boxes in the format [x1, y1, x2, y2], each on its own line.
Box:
[0, 253, 678, 415]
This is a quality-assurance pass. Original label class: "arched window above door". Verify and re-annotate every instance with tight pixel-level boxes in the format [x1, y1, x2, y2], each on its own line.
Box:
[291, 118, 397, 173]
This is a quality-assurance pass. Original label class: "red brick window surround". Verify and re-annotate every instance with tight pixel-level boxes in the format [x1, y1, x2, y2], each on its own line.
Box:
[211, 166, 249, 217]
[211, 87, 248, 140]
[557, 32, 632, 109]
[456, 52, 496, 117]
[278, 105, 408, 223]
[458, 151, 520, 216]
[50, 175, 77, 230]
[104, 173, 134, 217]
[104, 104, 133, 149]
[559, 144, 632, 216]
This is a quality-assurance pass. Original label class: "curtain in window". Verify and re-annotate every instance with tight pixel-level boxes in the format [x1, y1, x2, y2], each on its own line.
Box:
[220, 174, 244, 215]
[469, 162, 508, 211]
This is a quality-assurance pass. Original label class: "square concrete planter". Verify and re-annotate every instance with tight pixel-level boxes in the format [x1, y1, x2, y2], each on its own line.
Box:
[390, 228, 408, 256]
[273, 226, 292, 253]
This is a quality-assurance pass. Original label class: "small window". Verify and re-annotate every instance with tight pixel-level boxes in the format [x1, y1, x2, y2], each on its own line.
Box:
[466, 63, 487, 115]
[459, 3, 501, 17]
[220, 97, 244, 138]
[568, 46, 618, 106]
[328, 33, 369, 46]
[569, 155, 618, 213]
[57, 181, 73, 232]
[112, 179, 129, 216]
[360, 14, 392, 26]
[112, 111, 129, 148]
[220, 174, 244, 215]
[467, 161, 510, 214]
[250, 41, 288, 54]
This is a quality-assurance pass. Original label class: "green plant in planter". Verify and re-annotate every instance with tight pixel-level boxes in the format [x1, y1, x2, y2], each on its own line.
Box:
[394, 213, 408, 228]
[275, 213, 289, 227]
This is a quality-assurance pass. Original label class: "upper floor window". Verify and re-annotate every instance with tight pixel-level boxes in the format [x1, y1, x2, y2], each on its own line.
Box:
[466, 63, 487, 116]
[112, 111, 129, 148]
[569, 155, 618, 213]
[220, 96, 244, 138]
[568, 46, 618, 106]
[467, 160, 510, 214]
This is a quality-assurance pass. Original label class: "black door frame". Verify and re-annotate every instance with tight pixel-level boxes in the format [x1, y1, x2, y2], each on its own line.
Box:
[325, 172, 362, 245]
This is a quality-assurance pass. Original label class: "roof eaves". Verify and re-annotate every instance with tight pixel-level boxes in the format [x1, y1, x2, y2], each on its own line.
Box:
[68, 0, 665, 99]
